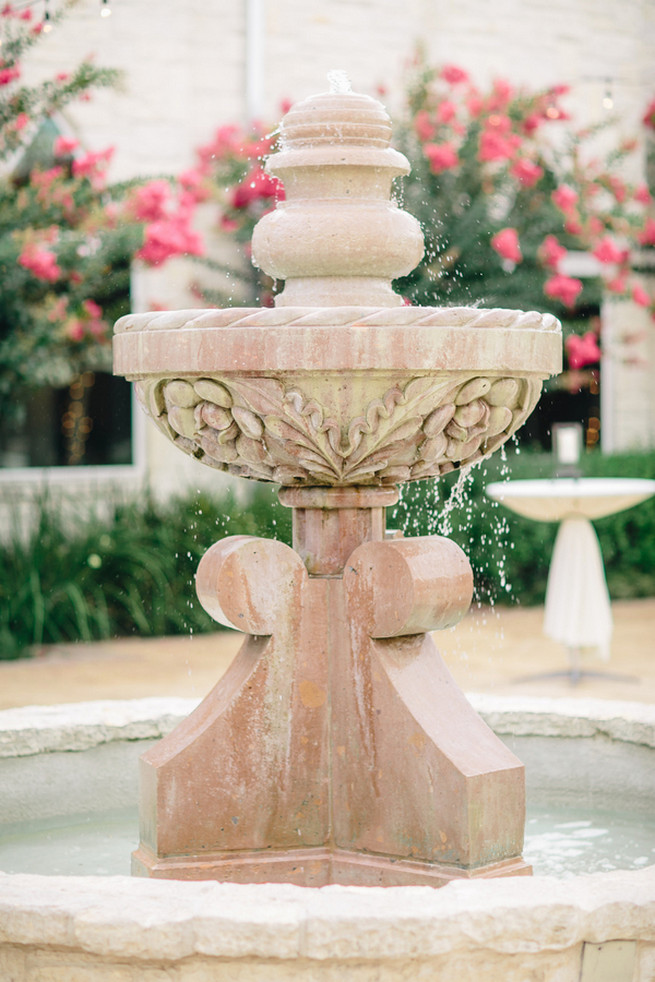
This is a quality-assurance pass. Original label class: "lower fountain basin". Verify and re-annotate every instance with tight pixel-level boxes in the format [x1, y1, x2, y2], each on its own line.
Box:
[1, 695, 653, 981]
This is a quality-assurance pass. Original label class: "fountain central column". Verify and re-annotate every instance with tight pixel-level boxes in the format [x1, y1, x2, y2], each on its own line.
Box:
[117, 81, 562, 886]
[279, 486, 396, 575]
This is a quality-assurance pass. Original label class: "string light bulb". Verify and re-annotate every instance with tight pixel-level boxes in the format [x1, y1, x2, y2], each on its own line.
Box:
[43, 0, 52, 32]
[100, 0, 112, 17]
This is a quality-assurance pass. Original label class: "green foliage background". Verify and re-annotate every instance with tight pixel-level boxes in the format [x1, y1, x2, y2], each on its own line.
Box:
[2, 448, 654, 660]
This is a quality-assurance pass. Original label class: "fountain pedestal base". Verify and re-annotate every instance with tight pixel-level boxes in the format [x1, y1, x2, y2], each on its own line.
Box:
[133, 488, 530, 886]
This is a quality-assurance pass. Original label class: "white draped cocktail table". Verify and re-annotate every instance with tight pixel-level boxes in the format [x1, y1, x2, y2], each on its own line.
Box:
[486, 478, 655, 681]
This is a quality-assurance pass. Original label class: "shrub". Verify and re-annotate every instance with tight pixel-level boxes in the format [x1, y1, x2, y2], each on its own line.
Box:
[0, 483, 291, 660]
[2, 449, 654, 659]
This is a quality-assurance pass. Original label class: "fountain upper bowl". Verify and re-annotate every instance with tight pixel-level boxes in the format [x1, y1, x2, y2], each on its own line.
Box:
[113, 304, 561, 487]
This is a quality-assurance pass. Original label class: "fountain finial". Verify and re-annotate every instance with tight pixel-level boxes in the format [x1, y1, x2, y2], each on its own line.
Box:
[251, 85, 424, 307]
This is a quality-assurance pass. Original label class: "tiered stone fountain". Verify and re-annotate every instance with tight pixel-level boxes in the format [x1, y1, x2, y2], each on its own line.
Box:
[112, 83, 561, 887]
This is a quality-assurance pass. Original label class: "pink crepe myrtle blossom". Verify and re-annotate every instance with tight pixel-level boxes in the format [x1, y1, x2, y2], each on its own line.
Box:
[491, 227, 522, 264]
[413, 110, 436, 143]
[607, 175, 627, 203]
[587, 216, 605, 238]
[196, 124, 244, 166]
[487, 78, 513, 111]
[539, 235, 567, 270]
[82, 299, 103, 319]
[219, 215, 239, 233]
[478, 129, 521, 162]
[137, 213, 205, 266]
[564, 217, 583, 236]
[0, 65, 20, 85]
[565, 331, 601, 370]
[607, 273, 628, 294]
[592, 237, 626, 265]
[544, 273, 583, 308]
[424, 142, 459, 174]
[521, 113, 542, 135]
[129, 179, 170, 222]
[441, 64, 469, 85]
[551, 185, 578, 213]
[632, 285, 652, 308]
[230, 167, 283, 209]
[510, 157, 543, 187]
[485, 113, 512, 134]
[72, 146, 114, 180]
[634, 184, 651, 205]
[638, 218, 655, 247]
[466, 92, 484, 117]
[642, 98, 655, 130]
[53, 136, 79, 156]
[65, 319, 85, 342]
[436, 100, 457, 124]
[18, 244, 61, 282]
[12, 112, 29, 131]
[178, 168, 210, 204]
[64, 300, 108, 343]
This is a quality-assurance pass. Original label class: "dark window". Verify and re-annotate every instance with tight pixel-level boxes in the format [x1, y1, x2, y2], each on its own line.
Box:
[0, 373, 133, 468]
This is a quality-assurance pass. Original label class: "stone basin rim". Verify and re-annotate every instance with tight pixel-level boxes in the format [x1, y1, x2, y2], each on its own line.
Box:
[1, 695, 653, 968]
[2, 693, 655, 757]
[114, 327, 560, 376]
[114, 304, 562, 334]
[113, 314, 562, 377]
[1, 867, 654, 962]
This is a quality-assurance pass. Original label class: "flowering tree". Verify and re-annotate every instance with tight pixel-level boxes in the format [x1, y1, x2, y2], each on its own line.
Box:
[0, 2, 205, 432]
[186, 119, 283, 307]
[190, 62, 654, 381]
[393, 59, 655, 373]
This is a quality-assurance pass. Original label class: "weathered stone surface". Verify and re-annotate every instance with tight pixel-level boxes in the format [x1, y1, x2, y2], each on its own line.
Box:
[0, 698, 198, 758]
[1, 695, 653, 758]
[1, 868, 654, 969]
[467, 694, 655, 748]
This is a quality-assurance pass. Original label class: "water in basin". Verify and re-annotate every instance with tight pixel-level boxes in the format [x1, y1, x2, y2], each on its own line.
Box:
[1, 804, 653, 878]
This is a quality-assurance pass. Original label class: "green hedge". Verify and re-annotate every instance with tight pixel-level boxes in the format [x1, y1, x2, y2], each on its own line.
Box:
[0, 483, 291, 660]
[1, 447, 654, 659]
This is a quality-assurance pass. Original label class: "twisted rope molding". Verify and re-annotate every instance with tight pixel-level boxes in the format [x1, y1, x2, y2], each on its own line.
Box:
[115, 305, 561, 335]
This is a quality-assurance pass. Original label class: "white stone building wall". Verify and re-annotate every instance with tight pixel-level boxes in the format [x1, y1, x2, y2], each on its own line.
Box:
[14, 0, 655, 493]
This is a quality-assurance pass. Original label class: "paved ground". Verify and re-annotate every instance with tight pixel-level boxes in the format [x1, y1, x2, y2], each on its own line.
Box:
[1, 598, 654, 709]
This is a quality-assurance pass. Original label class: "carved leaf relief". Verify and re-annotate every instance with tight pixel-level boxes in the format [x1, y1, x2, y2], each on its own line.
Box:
[134, 370, 542, 487]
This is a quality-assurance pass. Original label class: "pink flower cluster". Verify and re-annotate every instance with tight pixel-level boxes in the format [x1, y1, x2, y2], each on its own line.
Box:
[413, 64, 571, 192]
[565, 331, 601, 370]
[64, 299, 109, 344]
[230, 167, 283, 210]
[18, 243, 61, 282]
[72, 146, 115, 188]
[126, 173, 207, 266]
[491, 228, 522, 264]
[136, 211, 204, 266]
